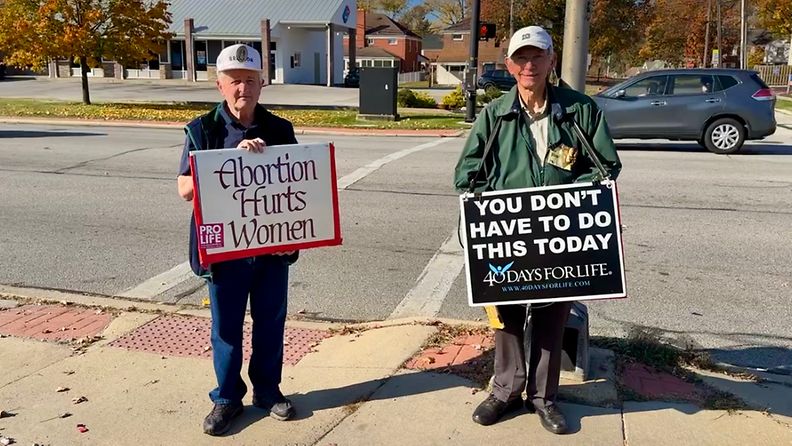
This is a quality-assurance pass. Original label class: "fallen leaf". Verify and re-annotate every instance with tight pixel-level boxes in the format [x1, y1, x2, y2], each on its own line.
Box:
[203, 346, 212, 353]
[0, 436, 14, 445]
[143, 380, 159, 387]
[297, 309, 306, 314]
[56, 387, 70, 393]
[72, 396, 88, 404]
[201, 297, 210, 307]
[59, 412, 72, 418]
[76, 424, 89, 433]
[42, 329, 53, 334]
[94, 309, 103, 315]
[63, 370, 75, 375]
[0, 411, 14, 418]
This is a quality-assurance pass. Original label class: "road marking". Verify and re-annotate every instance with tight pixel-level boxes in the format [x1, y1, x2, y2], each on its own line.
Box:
[337, 138, 451, 189]
[389, 232, 464, 319]
[124, 137, 451, 301]
[117, 262, 194, 300]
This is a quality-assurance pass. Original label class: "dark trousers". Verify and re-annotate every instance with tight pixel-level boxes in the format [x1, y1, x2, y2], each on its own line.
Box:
[206, 256, 289, 405]
[491, 301, 572, 409]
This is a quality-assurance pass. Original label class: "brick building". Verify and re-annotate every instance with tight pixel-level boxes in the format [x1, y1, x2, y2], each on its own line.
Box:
[422, 18, 505, 86]
[343, 10, 422, 74]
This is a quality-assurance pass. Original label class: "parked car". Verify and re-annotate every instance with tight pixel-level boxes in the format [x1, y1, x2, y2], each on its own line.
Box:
[477, 69, 516, 91]
[592, 68, 776, 154]
[344, 68, 359, 88]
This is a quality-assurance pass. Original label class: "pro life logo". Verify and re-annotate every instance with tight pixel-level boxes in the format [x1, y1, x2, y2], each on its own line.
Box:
[483, 261, 514, 286]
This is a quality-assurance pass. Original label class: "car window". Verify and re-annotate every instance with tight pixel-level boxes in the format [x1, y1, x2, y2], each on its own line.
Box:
[670, 74, 716, 95]
[620, 76, 668, 98]
[717, 75, 739, 90]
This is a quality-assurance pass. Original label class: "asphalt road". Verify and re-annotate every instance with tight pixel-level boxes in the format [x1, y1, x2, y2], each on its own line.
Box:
[1, 121, 791, 371]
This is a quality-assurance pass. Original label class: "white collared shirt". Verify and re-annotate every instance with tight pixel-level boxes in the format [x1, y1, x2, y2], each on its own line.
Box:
[519, 95, 550, 165]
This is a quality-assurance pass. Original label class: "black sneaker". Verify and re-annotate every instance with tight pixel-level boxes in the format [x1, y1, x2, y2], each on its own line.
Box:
[203, 401, 243, 436]
[252, 392, 295, 421]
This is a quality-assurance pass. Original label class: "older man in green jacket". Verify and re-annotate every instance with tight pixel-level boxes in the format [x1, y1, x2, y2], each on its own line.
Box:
[454, 26, 621, 434]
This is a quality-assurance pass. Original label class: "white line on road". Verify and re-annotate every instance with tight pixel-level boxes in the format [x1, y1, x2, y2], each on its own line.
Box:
[117, 262, 193, 299]
[389, 232, 464, 319]
[122, 137, 452, 301]
[336, 138, 451, 189]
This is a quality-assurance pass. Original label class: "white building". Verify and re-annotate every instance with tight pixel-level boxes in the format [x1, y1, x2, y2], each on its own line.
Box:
[164, 0, 357, 85]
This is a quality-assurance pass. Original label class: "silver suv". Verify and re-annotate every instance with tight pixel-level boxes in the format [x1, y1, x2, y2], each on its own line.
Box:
[593, 69, 776, 154]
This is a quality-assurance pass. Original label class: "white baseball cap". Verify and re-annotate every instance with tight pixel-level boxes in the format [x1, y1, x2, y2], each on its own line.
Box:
[216, 44, 261, 72]
[507, 26, 553, 58]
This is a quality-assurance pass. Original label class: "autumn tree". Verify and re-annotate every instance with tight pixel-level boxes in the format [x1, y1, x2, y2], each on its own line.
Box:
[754, 0, 792, 37]
[425, 0, 467, 28]
[399, 5, 434, 37]
[379, 0, 408, 18]
[590, 0, 651, 71]
[0, 0, 172, 104]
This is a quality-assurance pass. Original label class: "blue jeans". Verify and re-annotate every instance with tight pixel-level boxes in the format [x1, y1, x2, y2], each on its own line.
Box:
[206, 256, 289, 405]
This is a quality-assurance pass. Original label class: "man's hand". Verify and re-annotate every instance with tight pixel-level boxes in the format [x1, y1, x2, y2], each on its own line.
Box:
[237, 138, 266, 153]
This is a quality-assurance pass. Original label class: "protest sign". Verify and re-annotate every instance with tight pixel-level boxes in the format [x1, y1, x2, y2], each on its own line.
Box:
[190, 143, 342, 267]
[460, 181, 626, 306]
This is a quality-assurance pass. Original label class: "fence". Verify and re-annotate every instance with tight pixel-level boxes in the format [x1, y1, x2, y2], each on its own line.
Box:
[397, 71, 424, 84]
[753, 64, 792, 86]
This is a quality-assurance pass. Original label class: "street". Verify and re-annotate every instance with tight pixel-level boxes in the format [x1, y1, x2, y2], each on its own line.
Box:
[1, 120, 791, 371]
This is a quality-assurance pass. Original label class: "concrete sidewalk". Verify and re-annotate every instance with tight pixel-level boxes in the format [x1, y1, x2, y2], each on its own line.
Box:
[0, 291, 790, 446]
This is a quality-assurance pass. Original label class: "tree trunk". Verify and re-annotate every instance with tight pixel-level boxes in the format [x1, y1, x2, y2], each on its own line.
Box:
[80, 56, 91, 105]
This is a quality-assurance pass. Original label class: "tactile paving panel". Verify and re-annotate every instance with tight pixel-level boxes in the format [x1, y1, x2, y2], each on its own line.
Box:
[0, 304, 113, 341]
[109, 314, 328, 365]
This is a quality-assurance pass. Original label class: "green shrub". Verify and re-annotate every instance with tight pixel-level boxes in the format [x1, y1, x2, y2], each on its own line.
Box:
[441, 86, 466, 109]
[477, 86, 504, 105]
[397, 88, 437, 108]
[397, 88, 417, 107]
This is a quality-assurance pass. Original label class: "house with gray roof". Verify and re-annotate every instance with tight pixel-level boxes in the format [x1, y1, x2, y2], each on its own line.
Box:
[161, 0, 358, 85]
[53, 0, 360, 85]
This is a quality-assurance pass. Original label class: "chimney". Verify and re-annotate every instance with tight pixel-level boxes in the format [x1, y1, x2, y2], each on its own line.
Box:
[356, 9, 366, 49]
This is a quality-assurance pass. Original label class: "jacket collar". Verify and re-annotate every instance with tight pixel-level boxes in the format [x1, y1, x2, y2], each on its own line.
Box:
[496, 84, 567, 148]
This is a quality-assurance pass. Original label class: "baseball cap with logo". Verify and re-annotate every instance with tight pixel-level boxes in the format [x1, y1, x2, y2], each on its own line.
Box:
[216, 44, 261, 72]
[507, 26, 553, 58]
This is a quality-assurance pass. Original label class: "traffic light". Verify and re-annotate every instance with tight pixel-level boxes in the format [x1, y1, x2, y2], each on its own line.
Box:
[479, 23, 496, 40]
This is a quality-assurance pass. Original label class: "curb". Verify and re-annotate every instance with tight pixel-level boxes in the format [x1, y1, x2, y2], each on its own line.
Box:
[0, 117, 465, 137]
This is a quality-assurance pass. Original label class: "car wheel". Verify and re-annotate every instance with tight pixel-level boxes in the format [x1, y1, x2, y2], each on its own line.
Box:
[703, 118, 745, 154]
[483, 83, 496, 91]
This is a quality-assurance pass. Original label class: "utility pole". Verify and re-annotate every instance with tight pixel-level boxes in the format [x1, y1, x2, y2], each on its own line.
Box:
[740, 0, 747, 69]
[716, 0, 722, 68]
[561, 0, 590, 92]
[509, 0, 515, 37]
[703, 0, 711, 67]
[465, 0, 481, 123]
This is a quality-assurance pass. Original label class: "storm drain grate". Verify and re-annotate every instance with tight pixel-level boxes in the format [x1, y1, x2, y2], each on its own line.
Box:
[109, 314, 328, 365]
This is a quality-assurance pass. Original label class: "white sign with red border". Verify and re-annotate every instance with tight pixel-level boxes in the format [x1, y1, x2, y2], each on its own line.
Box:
[190, 143, 342, 267]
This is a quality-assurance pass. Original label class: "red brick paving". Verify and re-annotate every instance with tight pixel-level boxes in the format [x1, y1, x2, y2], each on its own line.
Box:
[620, 363, 702, 401]
[0, 304, 112, 341]
[405, 333, 494, 370]
[109, 314, 329, 365]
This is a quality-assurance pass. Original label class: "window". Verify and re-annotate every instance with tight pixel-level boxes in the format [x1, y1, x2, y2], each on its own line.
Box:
[207, 41, 222, 65]
[670, 74, 714, 95]
[373, 59, 384, 67]
[367, 38, 374, 45]
[452, 33, 464, 41]
[621, 76, 668, 97]
[388, 38, 397, 45]
[717, 75, 739, 90]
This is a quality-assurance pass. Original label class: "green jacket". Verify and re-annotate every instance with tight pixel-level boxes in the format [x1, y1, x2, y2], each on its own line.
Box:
[453, 84, 621, 192]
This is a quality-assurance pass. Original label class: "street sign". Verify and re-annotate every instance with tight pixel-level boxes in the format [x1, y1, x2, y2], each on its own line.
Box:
[712, 49, 720, 67]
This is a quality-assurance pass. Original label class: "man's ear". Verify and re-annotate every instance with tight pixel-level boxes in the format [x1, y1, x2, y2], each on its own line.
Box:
[215, 78, 222, 92]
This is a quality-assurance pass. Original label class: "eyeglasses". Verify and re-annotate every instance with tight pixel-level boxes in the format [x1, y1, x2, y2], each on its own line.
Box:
[509, 53, 549, 66]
